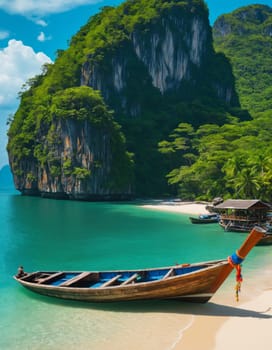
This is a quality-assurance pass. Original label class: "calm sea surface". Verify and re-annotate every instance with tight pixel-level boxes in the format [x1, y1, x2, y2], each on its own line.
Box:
[1, 190, 271, 349]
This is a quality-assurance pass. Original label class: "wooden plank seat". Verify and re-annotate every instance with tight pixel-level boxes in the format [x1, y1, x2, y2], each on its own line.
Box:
[37, 272, 64, 284]
[19, 272, 39, 281]
[99, 274, 122, 288]
[59, 272, 92, 287]
[162, 268, 174, 280]
[121, 273, 139, 285]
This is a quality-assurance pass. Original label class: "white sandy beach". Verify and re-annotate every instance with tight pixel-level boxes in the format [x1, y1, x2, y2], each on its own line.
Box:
[215, 290, 272, 349]
[141, 201, 272, 350]
[142, 201, 211, 215]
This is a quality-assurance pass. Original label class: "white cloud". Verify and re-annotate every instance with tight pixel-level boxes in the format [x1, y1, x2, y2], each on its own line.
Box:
[0, 39, 52, 109]
[37, 31, 52, 42]
[37, 32, 45, 42]
[0, 31, 10, 40]
[0, 0, 102, 16]
[0, 39, 52, 167]
[35, 19, 48, 27]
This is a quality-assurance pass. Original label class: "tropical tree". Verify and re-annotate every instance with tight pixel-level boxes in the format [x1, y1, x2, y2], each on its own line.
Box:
[233, 168, 260, 198]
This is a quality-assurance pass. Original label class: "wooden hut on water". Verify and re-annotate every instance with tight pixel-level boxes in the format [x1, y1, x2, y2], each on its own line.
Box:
[214, 199, 271, 232]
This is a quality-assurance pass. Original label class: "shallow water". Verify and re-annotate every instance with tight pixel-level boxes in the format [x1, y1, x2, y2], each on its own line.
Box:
[0, 191, 271, 349]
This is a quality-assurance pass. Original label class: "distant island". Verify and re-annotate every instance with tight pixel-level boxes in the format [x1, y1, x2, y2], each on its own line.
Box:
[0, 165, 16, 190]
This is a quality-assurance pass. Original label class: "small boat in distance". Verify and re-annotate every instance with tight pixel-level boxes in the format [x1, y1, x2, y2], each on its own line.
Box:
[14, 227, 266, 304]
[220, 221, 272, 246]
[189, 213, 219, 224]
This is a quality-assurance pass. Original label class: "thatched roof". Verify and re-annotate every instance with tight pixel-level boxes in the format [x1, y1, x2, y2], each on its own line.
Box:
[215, 199, 270, 210]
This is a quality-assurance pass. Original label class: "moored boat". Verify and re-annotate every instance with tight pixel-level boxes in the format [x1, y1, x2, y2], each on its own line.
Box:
[255, 233, 272, 246]
[219, 221, 253, 233]
[219, 221, 272, 246]
[14, 227, 266, 304]
[189, 213, 219, 224]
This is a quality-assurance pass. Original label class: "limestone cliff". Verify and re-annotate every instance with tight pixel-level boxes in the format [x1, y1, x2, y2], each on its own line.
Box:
[81, 2, 238, 117]
[8, 87, 133, 200]
[7, 0, 242, 199]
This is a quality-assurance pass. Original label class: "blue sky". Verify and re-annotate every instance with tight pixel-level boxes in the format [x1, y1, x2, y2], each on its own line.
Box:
[0, 0, 271, 170]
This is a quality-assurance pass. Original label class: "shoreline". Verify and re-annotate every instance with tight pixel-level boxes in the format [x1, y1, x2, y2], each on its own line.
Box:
[140, 200, 211, 215]
[140, 201, 272, 349]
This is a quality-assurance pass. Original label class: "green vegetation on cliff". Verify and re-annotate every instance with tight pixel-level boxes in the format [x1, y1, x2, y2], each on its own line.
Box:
[213, 4, 272, 116]
[10, 0, 268, 200]
[158, 5, 272, 201]
[8, 0, 240, 198]
[8, 84, 134, 196]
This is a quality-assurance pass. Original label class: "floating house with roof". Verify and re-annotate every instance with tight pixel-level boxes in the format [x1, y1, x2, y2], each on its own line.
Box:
[215, 199, 271, 232]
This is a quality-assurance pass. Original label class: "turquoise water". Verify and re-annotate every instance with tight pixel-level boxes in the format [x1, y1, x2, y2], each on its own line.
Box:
[1, 191, 271, 349]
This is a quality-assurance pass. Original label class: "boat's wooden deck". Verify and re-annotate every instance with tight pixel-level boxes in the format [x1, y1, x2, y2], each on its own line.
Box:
[26, 264, 210, 289]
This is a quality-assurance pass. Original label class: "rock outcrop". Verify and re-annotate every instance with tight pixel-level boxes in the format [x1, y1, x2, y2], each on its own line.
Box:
[8, 0, 241, 199]
[8, 87, 133, 200]
[81, 2, 238, 117]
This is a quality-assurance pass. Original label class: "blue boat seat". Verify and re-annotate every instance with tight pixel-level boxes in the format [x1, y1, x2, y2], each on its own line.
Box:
[162, 268, 174, 279]
[37, 272, 64, 284]
[91, 281, 106, 288]
[120, 273, 139, 285]
[175, 265, 204, 275]
[59, 272, 93, 287]
[91, 273, 122, 288]
[50, 273, 79, 286]
[143, 269, 169, 282]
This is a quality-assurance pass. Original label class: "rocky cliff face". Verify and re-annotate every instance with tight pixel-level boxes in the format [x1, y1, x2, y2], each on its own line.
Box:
[10, 117, 132, 200]
[81, 5, 237, 117]
[131, 16, 206, 93]
[8, 86, 133, 200]
[8, 0, 241, 199]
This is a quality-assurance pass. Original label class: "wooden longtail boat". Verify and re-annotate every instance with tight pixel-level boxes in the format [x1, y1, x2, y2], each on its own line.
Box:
[14, 226, 266, 304]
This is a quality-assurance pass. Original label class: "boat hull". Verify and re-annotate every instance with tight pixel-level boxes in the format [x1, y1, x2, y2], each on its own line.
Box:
[190, 217, 218, 224]
[190, 214, 219, 224]
[15, 262, 230, 303]
[255, 234, 272, 246]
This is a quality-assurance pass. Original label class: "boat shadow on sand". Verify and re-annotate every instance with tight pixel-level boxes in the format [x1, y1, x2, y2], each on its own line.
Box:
[22, 288, 272, 320]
